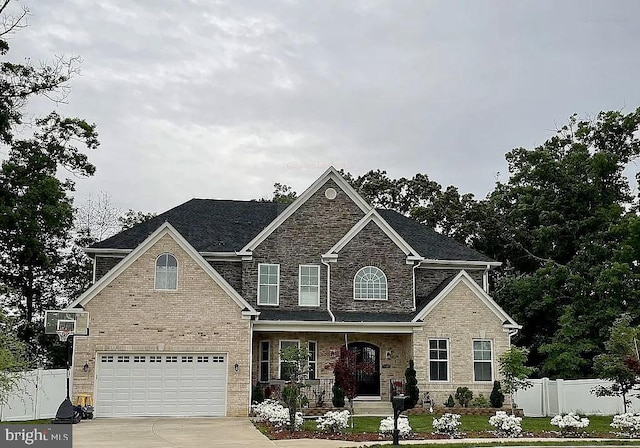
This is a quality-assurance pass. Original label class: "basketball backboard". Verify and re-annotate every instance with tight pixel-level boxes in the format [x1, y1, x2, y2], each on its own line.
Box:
[44, 310, 89, 336]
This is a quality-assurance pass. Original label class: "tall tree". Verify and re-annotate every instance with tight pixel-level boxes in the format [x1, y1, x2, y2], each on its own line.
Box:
[0, 1, 99, 361]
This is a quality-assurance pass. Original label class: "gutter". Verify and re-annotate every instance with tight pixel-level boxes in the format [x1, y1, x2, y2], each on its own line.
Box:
[411, 258, 425, 311]
[321, 259, 336, 322]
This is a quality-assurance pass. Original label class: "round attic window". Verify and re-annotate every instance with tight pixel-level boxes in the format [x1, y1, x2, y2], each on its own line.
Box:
[325, 188, 337, 200]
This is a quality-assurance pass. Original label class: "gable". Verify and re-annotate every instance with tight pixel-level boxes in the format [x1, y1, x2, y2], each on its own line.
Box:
[412, 270, 519, 328]
[240, 167, 371, 255]
[68, 223, 257, 316]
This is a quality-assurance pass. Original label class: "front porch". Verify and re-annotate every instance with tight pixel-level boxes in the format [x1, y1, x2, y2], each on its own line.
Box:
[252, 331, 413, 403]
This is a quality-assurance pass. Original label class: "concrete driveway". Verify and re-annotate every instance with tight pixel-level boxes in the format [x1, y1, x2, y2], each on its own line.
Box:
[71, 418, 360, 448]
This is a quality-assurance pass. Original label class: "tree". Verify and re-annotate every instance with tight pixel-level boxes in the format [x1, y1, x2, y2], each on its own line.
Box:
[118, 209, 156, 231]
[592, 314, 640, 413]
[404, 359, 419, 408]
[330, 346, 373, 410]
[0, 311, 29, 405]
[278, 344, 308, 432]
[490, 381, 505, 408]
[0, 1, 99, 362]
[498, 347, 534, 414]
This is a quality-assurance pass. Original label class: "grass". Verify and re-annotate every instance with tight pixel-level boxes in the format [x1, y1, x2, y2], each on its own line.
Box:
[298, 414, 618, 436]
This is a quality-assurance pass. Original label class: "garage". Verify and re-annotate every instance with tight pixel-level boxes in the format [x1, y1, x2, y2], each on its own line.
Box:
[95, 353, 227, 417]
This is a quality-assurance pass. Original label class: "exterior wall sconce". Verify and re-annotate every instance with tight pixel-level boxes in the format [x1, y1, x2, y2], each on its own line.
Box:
[234, 362, 239, 372]
[330, 349, 336, 358]
[83, 362, 90, 372]
[386, 351, 392, 360]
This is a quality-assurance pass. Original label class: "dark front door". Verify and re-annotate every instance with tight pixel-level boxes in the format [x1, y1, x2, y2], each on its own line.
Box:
[348, 342, 380, 396]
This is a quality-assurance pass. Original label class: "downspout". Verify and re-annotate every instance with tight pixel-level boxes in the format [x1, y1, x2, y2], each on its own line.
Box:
[322, 259, 335, 322]
[507, 328, 519, 347]
[248, 319, 254, 416]
[411, 259, 424, 311]
[483, 264, 490, 293]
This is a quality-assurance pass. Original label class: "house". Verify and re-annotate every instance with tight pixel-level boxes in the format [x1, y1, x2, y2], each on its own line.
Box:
[67, 167, 520, 417]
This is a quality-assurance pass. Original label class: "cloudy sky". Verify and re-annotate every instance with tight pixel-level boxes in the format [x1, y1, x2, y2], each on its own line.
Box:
[5, 0, 640, 214]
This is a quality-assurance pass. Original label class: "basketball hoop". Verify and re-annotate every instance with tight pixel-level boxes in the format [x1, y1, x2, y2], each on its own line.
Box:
[56, 329, 72, 343]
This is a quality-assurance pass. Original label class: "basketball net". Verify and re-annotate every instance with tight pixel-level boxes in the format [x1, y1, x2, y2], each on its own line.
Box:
[56, 329, 72, 342]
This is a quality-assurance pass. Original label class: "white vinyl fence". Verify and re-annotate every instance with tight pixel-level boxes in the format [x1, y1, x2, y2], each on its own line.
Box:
[514, 378, 640, 417]
[0, 369, 68, 421]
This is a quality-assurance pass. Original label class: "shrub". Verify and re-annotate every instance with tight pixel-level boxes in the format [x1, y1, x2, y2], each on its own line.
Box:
[472, 393, 490, 408]
[252, 384, 265, 403]
[611, 413, 640, 437]
[490, 381, 505, 408]
[332, 383, 345, 407]
[489, 411, 523, 437]
[550, 413, 590, 434]
[433, 413, 462, 438]
[379, 415, 412, 438]
[316, 410, 350, 433]
[251, 399, 303, 430]
[444, 394, 455, 407]
[455, 387, 473, 407]
[404, 359, 420, 408]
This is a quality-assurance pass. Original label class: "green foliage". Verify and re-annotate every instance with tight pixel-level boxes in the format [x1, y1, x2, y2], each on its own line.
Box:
[444, 394, 455, 407]
[278, 345, 308, 432]
[118, 210, 156, 231]
[499, 347, 534, 395]
[455, 387, 473, 407]
[490, 381, 505, 408]
[332, 383, 345, 407]
[0, 312, 30, 405]
[404, 359, 419, 408]
[472, 393, 489, 408]
[592, 314, 640, 413]
[252, 384, 265, 404]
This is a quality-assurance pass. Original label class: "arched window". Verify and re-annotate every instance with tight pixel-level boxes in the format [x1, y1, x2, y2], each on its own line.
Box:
[353, 266, 387, 300]
[155, 253, 178, 290]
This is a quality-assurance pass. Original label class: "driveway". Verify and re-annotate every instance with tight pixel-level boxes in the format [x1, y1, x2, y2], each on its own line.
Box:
[71, 418, 360, 448]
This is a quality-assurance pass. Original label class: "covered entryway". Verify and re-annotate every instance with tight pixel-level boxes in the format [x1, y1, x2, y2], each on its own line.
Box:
[348, 342, 380, 396]
[95, 353, 227, 417]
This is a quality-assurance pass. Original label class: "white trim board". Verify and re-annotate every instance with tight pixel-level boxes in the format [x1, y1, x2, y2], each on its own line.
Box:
[239, 167, 371, 254]
[66, 222, 258, 316]
[411, 270, 520, 328]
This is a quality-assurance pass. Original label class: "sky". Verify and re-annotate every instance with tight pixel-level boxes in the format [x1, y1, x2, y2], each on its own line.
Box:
[4, 0, 640, 214]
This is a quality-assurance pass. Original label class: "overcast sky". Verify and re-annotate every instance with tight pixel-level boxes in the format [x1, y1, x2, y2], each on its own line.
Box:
[5, 0, 640, 214]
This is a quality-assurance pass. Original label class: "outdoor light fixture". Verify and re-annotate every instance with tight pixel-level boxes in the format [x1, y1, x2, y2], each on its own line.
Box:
[386, 351, 392, 360]
[82, 362, 89, 373]
[234, 362, 239, 372]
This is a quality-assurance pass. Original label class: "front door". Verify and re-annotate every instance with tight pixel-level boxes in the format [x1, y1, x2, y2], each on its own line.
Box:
[348, 342, 380, 396]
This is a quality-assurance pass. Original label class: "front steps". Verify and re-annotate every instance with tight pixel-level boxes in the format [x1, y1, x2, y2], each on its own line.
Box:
[352, 399, 393, 416]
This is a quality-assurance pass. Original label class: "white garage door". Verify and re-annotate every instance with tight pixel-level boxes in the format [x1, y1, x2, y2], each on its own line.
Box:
[96, 353, 227, 417]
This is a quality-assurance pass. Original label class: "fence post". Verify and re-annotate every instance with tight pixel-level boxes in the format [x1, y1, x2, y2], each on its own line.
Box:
[556, 379, 565, 414]
[541, 377, 550, 417]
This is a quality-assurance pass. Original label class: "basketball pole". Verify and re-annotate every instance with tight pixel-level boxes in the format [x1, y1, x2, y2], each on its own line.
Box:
[65, 335, 72, 400]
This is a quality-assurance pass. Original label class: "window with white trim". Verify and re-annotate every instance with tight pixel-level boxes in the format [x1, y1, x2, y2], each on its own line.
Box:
[279, 340, 299, 380]
[473, 340, 493, 381]
[307, 341, 317, 380]
[260, 341, 270, 382]
[429, 339, 449, 381]
[354, 266, 387, 300]
[155, 253, 178, 290]
[258, 264, 279, 305]
[299, 265, 320, 307]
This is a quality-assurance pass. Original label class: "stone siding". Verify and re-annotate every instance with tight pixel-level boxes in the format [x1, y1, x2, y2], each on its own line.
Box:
[331, 222, 414, 312]
[73, 234, 251, 417]
[244, 179, 365, 310]
[412, 280, 511, 406]
[208, 260, 243, 293]
[94, 255, 125, 282]
[415, 268, 485, 300]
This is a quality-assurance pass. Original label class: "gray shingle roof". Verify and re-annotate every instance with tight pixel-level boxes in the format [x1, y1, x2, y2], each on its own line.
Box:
[257, 310, 332, 321]
[91, 199, 494, 263]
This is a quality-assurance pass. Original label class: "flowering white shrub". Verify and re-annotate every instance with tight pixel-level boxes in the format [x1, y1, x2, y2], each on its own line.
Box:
[611, 413, 640, 437]
[316, 410, 350, 433]
[550, 413, 590, 434]
[432, 413, 462, 437]
[489, 411, 523, 437]
[379, 415, 412, 438]
[252, 399, 303, 429]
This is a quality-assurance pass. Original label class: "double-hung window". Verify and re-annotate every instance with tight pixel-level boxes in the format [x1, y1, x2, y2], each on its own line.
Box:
[307, 341, 317, 380]
[279, 340, 300, 380]
[429, 339, 448, 381]
[473, 340, 493, 381]
[299, 265, 320, 307]
[258, 264, 279, 305]
[259, 341, 270, 382]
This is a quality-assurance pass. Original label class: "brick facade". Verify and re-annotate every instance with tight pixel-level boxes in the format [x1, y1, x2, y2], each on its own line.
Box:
[73, 234, 251, 417]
